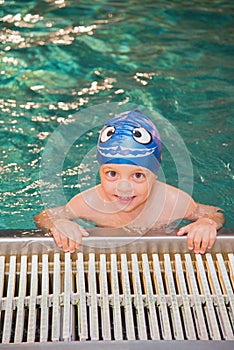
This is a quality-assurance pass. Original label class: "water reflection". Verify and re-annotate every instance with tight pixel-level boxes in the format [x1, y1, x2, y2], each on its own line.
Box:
[0, 1, 233, 228]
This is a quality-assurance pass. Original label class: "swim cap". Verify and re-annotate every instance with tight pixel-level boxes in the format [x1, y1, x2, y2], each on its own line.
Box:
[97, 110, 162, 174]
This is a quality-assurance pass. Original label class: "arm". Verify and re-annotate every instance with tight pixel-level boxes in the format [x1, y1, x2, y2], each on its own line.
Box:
[177, 202, 225, 254]
[33, 205, 89, 253]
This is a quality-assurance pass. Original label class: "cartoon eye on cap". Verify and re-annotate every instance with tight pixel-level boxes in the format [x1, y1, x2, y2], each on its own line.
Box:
[132, 127, 152, 144]
[99, 126, 116, 143]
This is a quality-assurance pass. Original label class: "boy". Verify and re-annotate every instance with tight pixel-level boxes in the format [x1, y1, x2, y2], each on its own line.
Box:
[34, 110, 224, 253]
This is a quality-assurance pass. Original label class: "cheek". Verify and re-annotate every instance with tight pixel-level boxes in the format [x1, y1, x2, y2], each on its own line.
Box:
[140, 176, 155, 195]
[101, 180, 115, 194]
[135, 183, 151, 196]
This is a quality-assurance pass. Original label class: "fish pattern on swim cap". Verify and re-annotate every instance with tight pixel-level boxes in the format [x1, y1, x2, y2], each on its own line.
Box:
[96, 110, 162, 174]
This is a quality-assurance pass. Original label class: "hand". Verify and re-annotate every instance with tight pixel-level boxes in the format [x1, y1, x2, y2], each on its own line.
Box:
[177, 218, 217, 254]
[49, 219, 89, 253]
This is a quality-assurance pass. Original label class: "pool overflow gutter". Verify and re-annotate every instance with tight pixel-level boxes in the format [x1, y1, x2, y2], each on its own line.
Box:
[0, 231, 233, 349]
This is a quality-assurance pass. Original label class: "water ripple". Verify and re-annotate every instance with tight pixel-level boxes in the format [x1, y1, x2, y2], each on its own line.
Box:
[0, 0, 233, 228]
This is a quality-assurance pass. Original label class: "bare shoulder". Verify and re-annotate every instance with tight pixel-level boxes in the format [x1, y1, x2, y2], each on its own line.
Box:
[152, 181, 192, 199]
[151, 181, 196, 220]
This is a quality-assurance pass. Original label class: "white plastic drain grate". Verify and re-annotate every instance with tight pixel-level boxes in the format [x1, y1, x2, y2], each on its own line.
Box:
[0, 249, 233, 345]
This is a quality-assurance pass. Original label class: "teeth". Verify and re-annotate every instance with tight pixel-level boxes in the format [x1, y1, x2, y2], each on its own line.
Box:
[118, 196, 133, 200]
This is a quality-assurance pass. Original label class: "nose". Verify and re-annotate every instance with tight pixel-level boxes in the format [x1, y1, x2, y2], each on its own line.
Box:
[116, 180, 133, 195]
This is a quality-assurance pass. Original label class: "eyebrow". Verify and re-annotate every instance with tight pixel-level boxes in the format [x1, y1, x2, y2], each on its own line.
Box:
[102, 165, 147, 174]
[132, 168, 146, 173]
[102, 166, 116, 172]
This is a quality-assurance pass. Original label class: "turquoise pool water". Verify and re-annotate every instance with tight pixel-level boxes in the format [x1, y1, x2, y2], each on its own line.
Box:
[0, 0, 233, 229]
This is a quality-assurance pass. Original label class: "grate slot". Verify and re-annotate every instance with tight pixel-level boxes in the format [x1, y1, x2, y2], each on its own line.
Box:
[0, 256, 5, 298]
[196, 254, 221, 340]
[40, 254, 49, 342]
[175, 254, 196, 340]
[120, 254, 135, 340]
[185, 254, 209, 340]
[142, 254, 160, 340]
[110, 254, 122, 340]
[27, 255, 38, 343]
[99, 254, 111, 340]
[228, 254, 234, 289]
[0, 255, 5, 341]
[88, 253, 99, 340]
[206, 254, 233, 339]
[14, 255, 27, 343]
[216, 254, 234, 320]
[51, 253, 61, 341]
[76, 253, 88, 341]
[131, 254, 147, 340]
[63, 253, 72, 341]
[164, 254, 184, 339]
[152, 254, 172, 340]
[2, 255, 16, 343]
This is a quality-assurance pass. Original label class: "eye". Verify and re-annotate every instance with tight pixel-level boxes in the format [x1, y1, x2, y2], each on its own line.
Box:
[134, 172, 144, 179]
[99, 126, 116, 143]
[132, 127, 152, 144]
[133, 172, 145, 181]
[107, 170, 117, 178]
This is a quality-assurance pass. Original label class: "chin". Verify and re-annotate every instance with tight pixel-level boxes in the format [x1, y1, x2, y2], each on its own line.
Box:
[111, 199, 134, 212]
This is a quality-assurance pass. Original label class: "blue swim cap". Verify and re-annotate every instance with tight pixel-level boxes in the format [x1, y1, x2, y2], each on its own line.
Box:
[97, 110, 162, 174]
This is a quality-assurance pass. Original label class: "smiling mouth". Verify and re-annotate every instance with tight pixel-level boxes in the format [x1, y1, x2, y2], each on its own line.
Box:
[114, 195, 135, 203]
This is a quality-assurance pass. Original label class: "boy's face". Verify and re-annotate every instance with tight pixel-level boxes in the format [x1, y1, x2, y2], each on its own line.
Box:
[99, 163, 155, 212]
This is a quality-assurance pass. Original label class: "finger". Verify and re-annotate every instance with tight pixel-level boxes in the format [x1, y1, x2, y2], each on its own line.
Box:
[200, 237, 209, 254]
[82, 231, 89, 237]
[76, 241, 82, 250]
[177, 226, 189, 236]
[74, 235, 82, 250]
[186, 230, 196, 251]
[208, 232, 217, 249]
[51, 228, 63, 248]
[193, 233, 203, 254]
[76, 228, 89, 250]
[67, 239, 77, 253]
[61, 232, 81, 253]
[79, 226, 89, 237]
[55, 230, 73, 252]
[60, 235, 70, 252]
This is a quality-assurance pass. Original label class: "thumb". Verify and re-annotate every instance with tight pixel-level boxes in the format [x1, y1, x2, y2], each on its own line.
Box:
[80, 227, 89, 237]
[177, 226, 188, 236]
[82, 231, 89, 237]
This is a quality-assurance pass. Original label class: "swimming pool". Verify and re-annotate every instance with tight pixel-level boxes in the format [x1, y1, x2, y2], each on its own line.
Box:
[0, 0, 233, 229]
